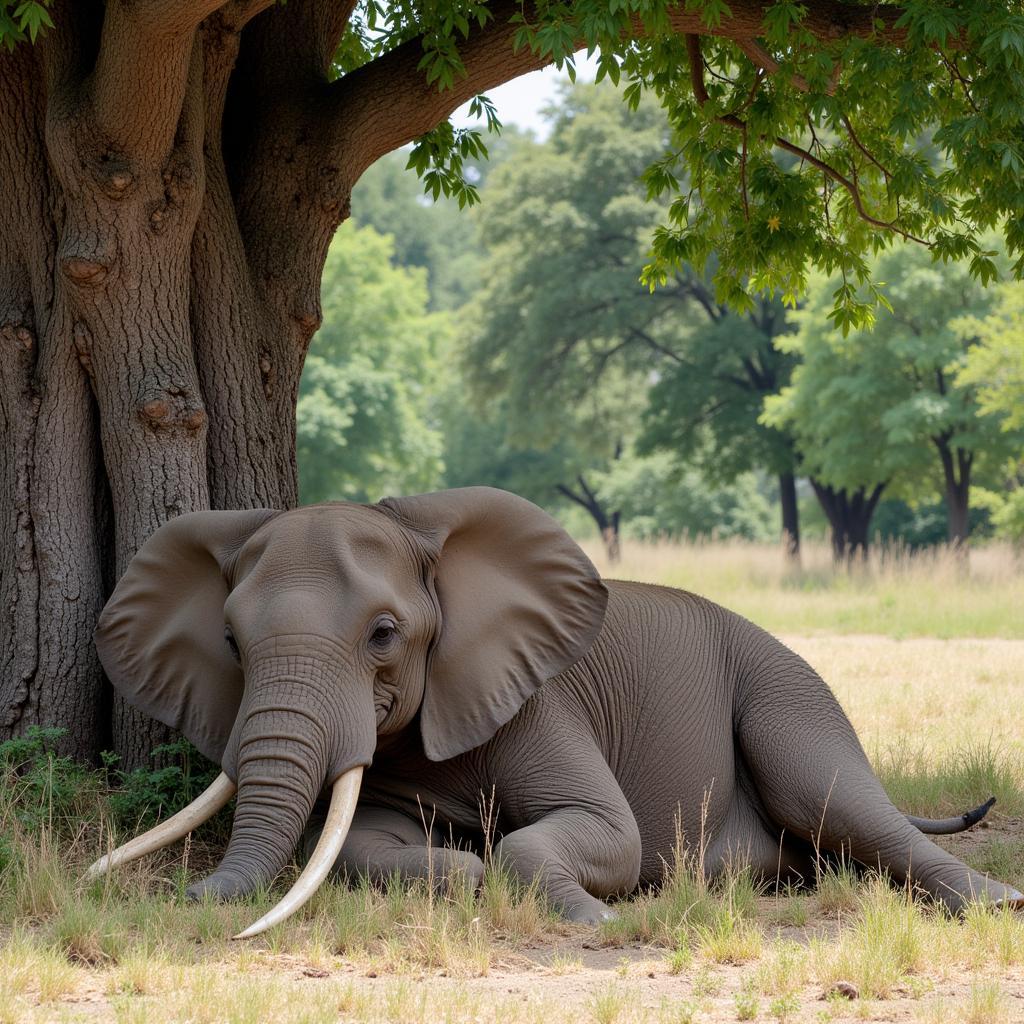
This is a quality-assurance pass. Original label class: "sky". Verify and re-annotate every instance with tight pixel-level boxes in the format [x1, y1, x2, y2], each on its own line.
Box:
[450, 53, 600, 140]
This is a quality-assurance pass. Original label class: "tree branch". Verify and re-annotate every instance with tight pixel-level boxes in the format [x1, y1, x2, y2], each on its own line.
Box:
[772, 135, 928, 245]
[236, 0, 359, 100]
[687, 26, 928, 247]
[328, 0, 914, 186]
[627, 326, 686, 365]
[227, 0, 919, 360]
[676, 273, 726, 323]
[734, 38, 810, 93]
[92, 0, 226, 163]
[841, 114, 893, 182]
[555, 482, 606, 529]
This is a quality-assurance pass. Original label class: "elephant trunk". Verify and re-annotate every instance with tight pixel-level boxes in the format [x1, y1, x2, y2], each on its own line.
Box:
[186, 640, 376, 904]
[186, 715, 326, 899]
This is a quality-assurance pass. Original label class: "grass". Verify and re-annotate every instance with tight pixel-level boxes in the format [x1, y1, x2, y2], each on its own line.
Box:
[4, 544, 1024, 1022]
[582, 537, 1024, 639]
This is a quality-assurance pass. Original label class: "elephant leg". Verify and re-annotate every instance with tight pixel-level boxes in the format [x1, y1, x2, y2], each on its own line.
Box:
[734, 636, 1023, 911]
[703, 771, 819, 888]
[491, 739, 642, 924]
[306, 805, 485, 891]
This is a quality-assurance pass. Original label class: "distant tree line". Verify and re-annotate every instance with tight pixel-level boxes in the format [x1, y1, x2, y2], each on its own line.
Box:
[298, 84, 1024, 562]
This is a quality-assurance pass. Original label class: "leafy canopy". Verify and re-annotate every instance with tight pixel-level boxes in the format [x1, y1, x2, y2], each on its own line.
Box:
[459, 82, 784, 539]
[956, 283, 1024, 432]
[343, 0, 1024, 326]
[11, 1, 1024, 325]
[955, 283, 1024, 541]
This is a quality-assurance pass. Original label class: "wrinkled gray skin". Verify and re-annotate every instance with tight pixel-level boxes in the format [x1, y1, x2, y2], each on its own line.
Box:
[95, 488, 1021, 922]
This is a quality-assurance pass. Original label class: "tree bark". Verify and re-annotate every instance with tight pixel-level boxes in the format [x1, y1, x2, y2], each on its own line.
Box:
[0, 1, 295, 767]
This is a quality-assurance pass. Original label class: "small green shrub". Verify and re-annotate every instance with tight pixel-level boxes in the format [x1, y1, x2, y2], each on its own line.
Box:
[103, 737, 230, 837]
[0, 726, 95, 833]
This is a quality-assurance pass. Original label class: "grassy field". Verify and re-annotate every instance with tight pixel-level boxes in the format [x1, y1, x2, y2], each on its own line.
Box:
[582, 538, 1024, 639]
[3, 541, 1024, 1024]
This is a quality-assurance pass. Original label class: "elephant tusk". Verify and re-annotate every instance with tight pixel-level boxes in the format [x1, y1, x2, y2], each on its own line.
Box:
[84, 772, 237, 882]
[233, 765, 363, 940]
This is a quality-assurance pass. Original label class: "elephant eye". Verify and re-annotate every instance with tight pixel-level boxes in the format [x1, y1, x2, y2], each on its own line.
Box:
[369, 618, 398, 649]
[224, 627, 240, 662]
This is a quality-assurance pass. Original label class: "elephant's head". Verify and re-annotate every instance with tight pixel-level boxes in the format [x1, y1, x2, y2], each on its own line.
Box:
[90, 487, 607, 935]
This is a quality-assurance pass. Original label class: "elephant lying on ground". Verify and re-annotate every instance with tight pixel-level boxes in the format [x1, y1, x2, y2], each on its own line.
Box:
[90, 487, 1020, 936]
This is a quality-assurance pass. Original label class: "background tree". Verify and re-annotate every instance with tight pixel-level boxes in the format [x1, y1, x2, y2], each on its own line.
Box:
[767, 245, 1022, 555]
[639, 298, 801, 554]
[449, 362, 636, 560]
[349, 150, 484, 310]
[465, 84, 801, 550]
[593, 452, 775, 542]
[297, 223, 450, 503]
[2, 0, 1023, 763]
[956, 282, 1024, 544]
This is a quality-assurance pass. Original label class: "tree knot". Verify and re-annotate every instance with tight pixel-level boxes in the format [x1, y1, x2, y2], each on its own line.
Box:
[137, 386, 207, 433]
[93, 154, 136, 199]
[294, 309, 322, 339]
[2, 323, 35, 353]
[162, 155, 198, 204]
[60, 233, 117, 289]
[62, 257, 110, 287]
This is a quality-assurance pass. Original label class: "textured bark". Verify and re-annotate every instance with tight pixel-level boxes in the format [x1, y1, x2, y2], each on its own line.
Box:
[0, 1, 292, 766]
[0, 0, 918, 766]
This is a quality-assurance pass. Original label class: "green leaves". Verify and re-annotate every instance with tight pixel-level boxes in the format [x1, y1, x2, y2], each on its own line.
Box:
[0, 0, 52, 49]
[406, 120, 490, 207]
[297, 223, 451, 503]
[415, 0, 1024, 323]
[764, 242, 1024, 508]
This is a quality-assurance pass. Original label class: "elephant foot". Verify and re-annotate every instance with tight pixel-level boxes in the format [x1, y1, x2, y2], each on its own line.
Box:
[932, 875, 1024, 917]
[562, 896, 619, 925]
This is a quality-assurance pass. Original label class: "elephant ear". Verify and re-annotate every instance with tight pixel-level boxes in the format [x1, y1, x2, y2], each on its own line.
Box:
[94, 509, 279, 764]
[379, 487, 608, 761]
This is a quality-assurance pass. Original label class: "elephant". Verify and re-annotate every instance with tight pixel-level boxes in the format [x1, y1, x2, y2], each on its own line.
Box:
[88, 487, 1020, 937]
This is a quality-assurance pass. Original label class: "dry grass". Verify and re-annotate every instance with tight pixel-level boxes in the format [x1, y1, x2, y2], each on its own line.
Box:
[582, 537, 1024, 639]
[781, 634, 1024, 816]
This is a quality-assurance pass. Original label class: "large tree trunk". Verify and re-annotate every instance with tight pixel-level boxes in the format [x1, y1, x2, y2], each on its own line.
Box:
[810, 479, 885, 564]
[0, 4, 322, 767]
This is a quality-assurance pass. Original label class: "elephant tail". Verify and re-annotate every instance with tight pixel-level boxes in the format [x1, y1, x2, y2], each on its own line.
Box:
[905, 796, 996, 835]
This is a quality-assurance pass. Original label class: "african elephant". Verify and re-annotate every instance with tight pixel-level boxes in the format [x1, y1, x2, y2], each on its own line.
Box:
[90, 487, 1020, 936]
